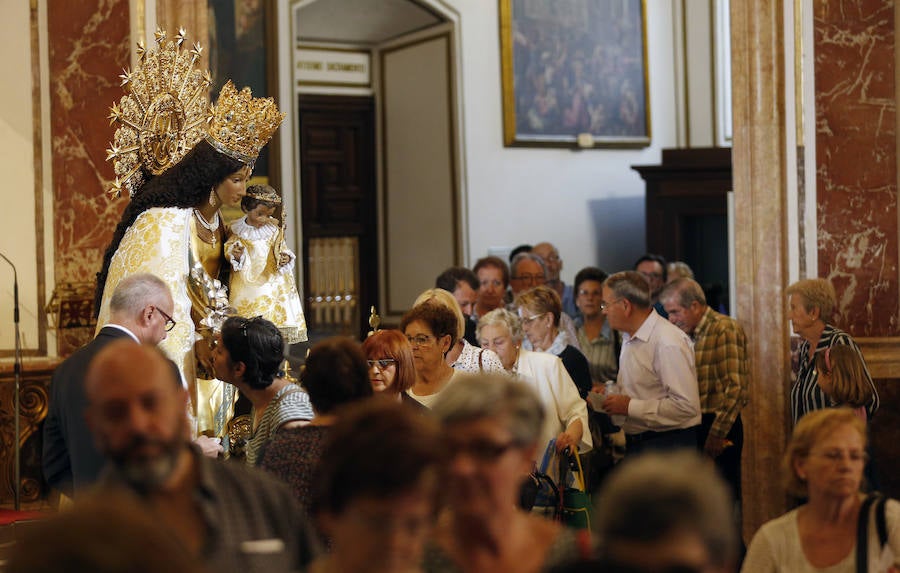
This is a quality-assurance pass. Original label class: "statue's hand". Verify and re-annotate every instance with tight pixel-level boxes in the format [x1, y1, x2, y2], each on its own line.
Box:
[195, 339, 215, 379]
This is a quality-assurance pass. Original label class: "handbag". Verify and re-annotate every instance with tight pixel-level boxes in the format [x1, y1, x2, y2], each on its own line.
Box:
[558, 448, 593, 531]
[528, 439, 593, 530]
[855, 492, 888, 573]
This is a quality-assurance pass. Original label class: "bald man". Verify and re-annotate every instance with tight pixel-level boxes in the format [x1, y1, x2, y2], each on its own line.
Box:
[85, 341, 319, 572]
[532, 242, 577, 317]
[43, 273, 176, 498]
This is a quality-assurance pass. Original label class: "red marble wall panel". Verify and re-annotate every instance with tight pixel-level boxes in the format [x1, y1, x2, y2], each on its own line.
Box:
[814, 0, 898, 336]
[48, 0, 130, 351]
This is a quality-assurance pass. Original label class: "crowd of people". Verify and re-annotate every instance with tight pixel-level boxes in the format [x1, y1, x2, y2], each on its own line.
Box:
[24, 29, 899, 573]
[31, 238, 900, 572]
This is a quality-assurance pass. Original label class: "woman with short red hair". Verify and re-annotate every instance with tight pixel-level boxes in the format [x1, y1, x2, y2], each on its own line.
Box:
[362, 330, 422, 409]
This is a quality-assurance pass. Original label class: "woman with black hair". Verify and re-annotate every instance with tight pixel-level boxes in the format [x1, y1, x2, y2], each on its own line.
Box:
[94, 80, 285, 437]
[212, 316, 313, 465]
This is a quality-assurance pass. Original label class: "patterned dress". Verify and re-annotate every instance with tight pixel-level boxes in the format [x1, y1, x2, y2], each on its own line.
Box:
[258, 425, 330, 509]
[226, 217, 307, 343]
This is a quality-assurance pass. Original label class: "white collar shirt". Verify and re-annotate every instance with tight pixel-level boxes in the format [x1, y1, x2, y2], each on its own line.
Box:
[615, 309, 701, 434]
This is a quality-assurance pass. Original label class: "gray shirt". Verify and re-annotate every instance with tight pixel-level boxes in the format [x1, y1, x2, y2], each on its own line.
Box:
[99, 446, 320, 573]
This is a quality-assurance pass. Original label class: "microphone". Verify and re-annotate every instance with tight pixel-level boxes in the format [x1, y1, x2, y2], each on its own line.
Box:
[0, 251, 22, 510]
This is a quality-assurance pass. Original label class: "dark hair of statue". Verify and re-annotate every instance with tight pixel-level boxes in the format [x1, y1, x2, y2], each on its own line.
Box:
[94, 139, 246, 314]
[240, 195, 278, 213]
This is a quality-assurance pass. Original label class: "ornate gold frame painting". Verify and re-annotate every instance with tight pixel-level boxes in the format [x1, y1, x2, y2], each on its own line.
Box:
[500, 0, 651, 148]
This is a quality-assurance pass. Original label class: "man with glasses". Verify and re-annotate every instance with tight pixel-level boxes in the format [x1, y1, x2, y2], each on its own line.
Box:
[598, 271, 701, 454]
[508, 252, 549, 296]
[43, 273, 180, 499]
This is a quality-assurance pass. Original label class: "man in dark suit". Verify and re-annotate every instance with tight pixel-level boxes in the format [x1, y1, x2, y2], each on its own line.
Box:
[42, 273, 176, 498]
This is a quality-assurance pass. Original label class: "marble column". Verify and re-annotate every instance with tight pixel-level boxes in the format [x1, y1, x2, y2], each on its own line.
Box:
[815, 1, 897, 335]
[731, 0, 792, 540]
[48, 0, 130, 353]
[814, 0, 900, 499]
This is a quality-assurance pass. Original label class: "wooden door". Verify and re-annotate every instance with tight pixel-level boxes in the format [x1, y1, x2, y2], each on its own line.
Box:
[297, 95, 377, 338]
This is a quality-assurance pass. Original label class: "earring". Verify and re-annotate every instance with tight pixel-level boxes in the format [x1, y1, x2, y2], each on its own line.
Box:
[209, 187, 217, 206]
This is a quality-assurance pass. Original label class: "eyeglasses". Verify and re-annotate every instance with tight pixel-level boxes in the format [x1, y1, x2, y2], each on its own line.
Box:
[153, 306, 177, 332]
[446, 438, 516, 462]
[577, 289, 603, 298]
[511, 273, 545, 284]
[520, 313, 548, 326]
[406, 334, 435, 347]
[599, 299, 623, 312]
[810, 449, 867, 464]
[367, 358, 397, 370]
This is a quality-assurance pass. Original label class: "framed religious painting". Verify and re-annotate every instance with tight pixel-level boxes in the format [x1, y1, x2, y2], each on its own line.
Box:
[499, 0, 651, 148]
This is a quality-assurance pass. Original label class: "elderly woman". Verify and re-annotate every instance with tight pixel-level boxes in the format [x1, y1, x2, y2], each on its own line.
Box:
[258, 338, 373, 507]
[424, 374, 587, 572]
[786, 279, 879, 424]
[516, 286, 592, 398]
[414, 288, 504, 373]
[477, 308, 590, 457]
[308, 398, 442, 573]
[361, 329, 422, 409]
[742, 408, 899, 572]
[573, 267, 619, 385]
[212, 316, 313, 465]
[401, 301, 465, 408]
[472, 256, 510, 320]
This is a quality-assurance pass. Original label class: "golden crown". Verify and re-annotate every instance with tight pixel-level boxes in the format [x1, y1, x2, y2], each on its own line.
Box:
[246, 185, 282, 204]
[204, 81, 285, 166]
[106, 28, 212, 198]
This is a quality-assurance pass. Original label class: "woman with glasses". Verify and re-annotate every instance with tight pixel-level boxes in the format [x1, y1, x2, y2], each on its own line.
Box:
[423, 374, 588, 572]
[401, 301, 465, 408]
[516, 286, 592, 399]
[742, 408, 900, 573]
[257, 337, 373, 508]
[476, 308, 589, 459]
[211, 316, 313, 465]
[413, 288, 504, 373]
[361, 329, 424, 409]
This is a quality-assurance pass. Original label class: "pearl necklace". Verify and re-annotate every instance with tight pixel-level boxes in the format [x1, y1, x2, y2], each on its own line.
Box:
[194, 209, 220, 231]
[194, 209, 220, 244]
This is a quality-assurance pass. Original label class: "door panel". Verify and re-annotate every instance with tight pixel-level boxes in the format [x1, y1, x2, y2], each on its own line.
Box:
[298, 95, 376, 338]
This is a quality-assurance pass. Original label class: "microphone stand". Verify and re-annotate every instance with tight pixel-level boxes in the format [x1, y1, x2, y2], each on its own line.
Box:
[0, 252, 21, 510]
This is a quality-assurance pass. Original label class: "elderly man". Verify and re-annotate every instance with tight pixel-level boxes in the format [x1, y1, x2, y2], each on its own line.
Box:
[600, 271, 700, 453]
[435, 266, 480, 345]
[43, 273, 180, 498]
[532, 242, 577, 317]
[634, 253, 669, 319]
[508, 251, 548, 296]
[660, 278, 749, 504]
[85, 341, 319, 572]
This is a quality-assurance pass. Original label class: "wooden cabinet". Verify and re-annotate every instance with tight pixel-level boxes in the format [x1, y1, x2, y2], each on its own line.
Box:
[632, 148, 733, 312]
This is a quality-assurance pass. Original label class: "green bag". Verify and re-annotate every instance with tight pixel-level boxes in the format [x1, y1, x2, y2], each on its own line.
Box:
[559, 449, 593, 531]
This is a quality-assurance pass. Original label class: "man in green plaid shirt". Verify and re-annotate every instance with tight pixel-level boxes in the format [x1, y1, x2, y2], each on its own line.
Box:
[660, 278, 749, 507]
